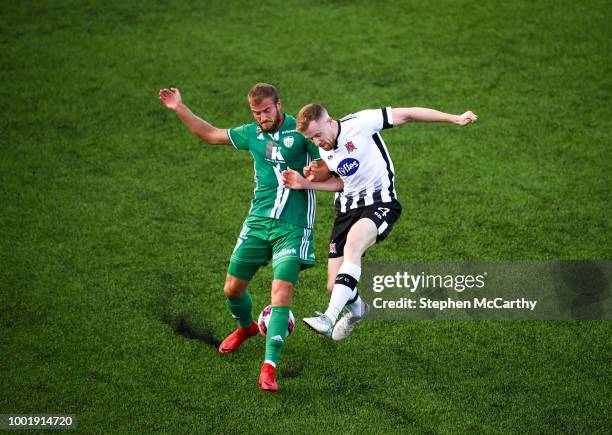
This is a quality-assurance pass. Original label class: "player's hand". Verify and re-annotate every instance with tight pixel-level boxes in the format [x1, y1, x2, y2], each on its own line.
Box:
[282, 168, 308, 190]
[302, 162, 317, 181]
[303, 160, 330, 181]
[159, 87, 182, 111]
[456, 111, 478, 126]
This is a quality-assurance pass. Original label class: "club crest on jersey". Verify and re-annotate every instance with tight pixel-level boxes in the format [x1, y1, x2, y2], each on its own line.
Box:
[344, 141, 357, 153]
[336, 158, 360, 176]
[283, 136, 294, 148]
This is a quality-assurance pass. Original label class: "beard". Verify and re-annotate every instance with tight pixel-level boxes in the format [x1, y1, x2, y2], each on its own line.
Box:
[259, 110, 283, 132]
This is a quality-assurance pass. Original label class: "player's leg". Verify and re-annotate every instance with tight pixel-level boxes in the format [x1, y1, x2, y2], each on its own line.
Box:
[304, 222, 376, 338]
[332, 203, 403, 340]
[302, 256, 346, 338]
[218, 270, 261, 353]
[265, 277, 295, 368]
[303, 213, 353, 337]
[326, 256, 365, 317]
[259, 262, 300, 392]
[326, 257, 344, 294]
[223, 274, 250, 324]
[323, 218, 377, 323]
[327, 219, 377, 340]
[219, 220, 269, 353]
[260, 220, 309, 391]
[342, 218, 378, 265]
[338, 202, 403, 318]
[306, 202, 402, 339]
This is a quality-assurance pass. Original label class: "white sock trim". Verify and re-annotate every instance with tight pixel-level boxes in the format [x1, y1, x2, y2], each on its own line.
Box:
[338, 261, 361, 281]
[325, 262, 362, 323]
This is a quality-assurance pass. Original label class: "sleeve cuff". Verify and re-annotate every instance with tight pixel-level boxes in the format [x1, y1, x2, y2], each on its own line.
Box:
[227, 129, 239, 149]
[382, 107, 393, 129]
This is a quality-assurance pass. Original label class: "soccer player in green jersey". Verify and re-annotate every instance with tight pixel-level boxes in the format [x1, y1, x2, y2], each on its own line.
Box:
[159, 83, 323, 392]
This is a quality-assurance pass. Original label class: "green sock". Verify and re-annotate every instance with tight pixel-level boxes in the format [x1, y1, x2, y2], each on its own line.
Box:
[264, 306, 290, 366]
[226, 291, 254, 328]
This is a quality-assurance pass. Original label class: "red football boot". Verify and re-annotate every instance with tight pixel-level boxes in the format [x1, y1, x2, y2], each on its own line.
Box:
[217, 321, 259, 353]
[258, 362, 278, 392]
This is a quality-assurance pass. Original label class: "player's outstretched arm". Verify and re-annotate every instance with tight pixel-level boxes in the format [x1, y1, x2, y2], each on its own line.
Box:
[391, 108, 478, 127]
[159, 88, 230, 145]
[282, 168, 343, 192]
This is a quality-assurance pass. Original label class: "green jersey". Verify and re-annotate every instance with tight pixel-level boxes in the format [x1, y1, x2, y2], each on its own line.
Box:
[228, 114, 320, 229]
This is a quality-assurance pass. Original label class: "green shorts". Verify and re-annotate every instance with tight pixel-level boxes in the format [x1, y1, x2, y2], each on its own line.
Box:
[228, 215, 315, 284]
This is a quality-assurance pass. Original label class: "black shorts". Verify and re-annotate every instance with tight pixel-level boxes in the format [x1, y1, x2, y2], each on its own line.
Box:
[328, 200, 402, 258]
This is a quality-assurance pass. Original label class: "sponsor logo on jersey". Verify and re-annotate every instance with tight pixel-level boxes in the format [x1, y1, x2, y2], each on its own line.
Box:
[283, 136, 294, 148]
[336, 158, 360, 176]
[344, 141, 357, 153]
[270, 146, 284, 161]
[266, 140, 285, 161]
[273, 247, 297, 259]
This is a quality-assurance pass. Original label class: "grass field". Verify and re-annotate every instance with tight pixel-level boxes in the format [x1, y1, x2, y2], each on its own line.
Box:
[1, 0, 611, 433]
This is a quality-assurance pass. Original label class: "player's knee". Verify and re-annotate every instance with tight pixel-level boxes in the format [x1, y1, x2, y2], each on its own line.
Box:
[343, 240, 358, 256]
[343, 241, 365, 262]
[271, 290, 292, 306]
[223, 284, 240, 299]
[223, 277, 246, 299]
[271, 281, 293, 306]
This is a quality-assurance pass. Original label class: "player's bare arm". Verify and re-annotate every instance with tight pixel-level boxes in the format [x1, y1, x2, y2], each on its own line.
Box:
[303, 159, 332, 182]
[391, 107, 478, 127]
[282, 168, 343, 192]
[159, 88, 230, 145]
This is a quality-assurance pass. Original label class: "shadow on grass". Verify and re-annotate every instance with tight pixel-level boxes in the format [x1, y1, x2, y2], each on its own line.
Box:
[158, 272, 222, 348]
[162, 314, 221, 349]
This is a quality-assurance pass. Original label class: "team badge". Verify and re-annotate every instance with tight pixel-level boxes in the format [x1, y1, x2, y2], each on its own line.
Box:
[283, 136, 294, 148]
[345, 141, 357, 153]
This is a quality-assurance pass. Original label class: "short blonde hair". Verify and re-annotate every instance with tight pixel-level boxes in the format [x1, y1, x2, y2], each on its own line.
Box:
[296, 104, 327, 133]
[248, 83, 280, 105]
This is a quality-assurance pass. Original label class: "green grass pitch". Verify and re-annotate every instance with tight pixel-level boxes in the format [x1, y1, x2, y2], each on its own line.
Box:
[1, 0, 610, 433]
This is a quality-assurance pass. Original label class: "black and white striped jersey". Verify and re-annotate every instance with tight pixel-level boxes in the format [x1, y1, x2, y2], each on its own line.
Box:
[319, 107, 398, 213]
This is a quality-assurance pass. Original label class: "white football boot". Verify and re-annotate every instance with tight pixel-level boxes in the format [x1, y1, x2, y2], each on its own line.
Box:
[302, 313, 334, 338]
[332, 302, 370, 341]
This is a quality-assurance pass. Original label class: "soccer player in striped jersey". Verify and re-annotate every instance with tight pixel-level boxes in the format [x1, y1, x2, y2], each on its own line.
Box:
[283, 104, 477, 340]
[159, 84, 325, 392]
